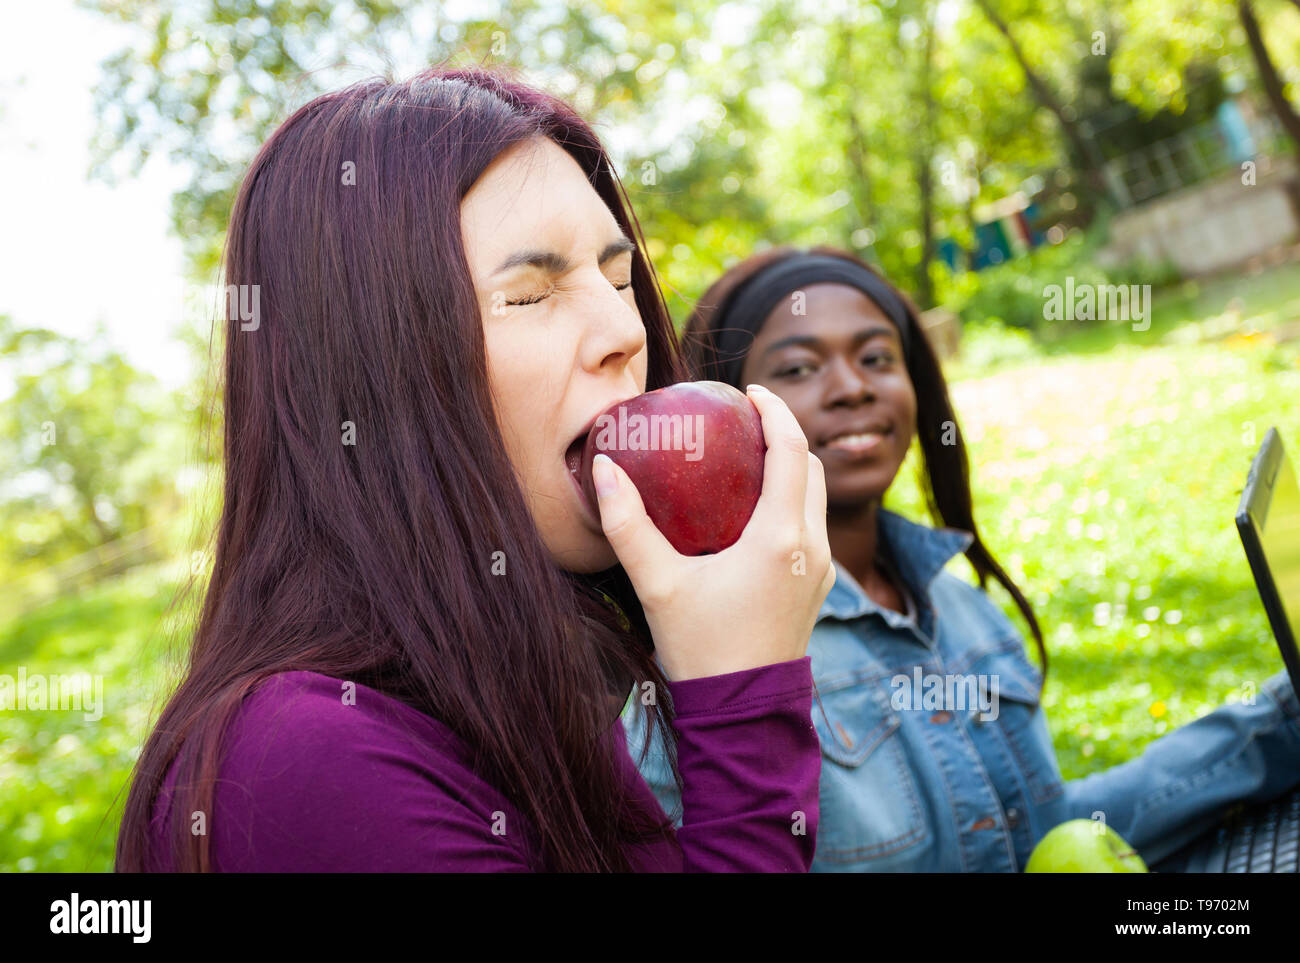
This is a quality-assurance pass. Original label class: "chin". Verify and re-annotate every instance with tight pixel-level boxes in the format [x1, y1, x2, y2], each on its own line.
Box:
[548, 535, 619, 574]
[826, 467, 898, 508]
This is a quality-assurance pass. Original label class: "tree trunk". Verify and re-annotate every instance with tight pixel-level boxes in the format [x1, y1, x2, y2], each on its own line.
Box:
[1239, 0, 1300, 158]
[972, 0, 1112, 205]
[845, 107, 874, 234]
[915, 1, 937, 308]
[836, 24, 875, 243]
[82, 496, 116, 545]
[967, 148, 988, 242]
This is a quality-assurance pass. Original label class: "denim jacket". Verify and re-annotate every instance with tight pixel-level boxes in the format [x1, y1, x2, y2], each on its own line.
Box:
[622, 509, 1300, 871]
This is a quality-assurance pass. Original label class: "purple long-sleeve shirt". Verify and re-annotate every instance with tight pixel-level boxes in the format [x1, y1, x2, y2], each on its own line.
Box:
[148, 657, 820, 871]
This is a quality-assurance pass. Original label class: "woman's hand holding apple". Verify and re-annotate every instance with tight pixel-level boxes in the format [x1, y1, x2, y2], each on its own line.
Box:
[591, 384, 835, 682]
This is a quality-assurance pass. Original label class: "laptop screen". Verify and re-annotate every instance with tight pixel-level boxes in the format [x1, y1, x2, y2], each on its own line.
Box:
[1240, 428, 1300, 655]
[1260, 446, 1300, 646]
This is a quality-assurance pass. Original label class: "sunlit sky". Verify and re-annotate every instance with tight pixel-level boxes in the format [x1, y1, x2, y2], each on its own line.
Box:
[0, 1, 494, 390]
[0, 1, 193, 388]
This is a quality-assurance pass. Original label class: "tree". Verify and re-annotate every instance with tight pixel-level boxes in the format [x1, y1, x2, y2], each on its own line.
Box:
[0, 315, 185, 565]
[1110, 0, 1300, 161]
[914, 0, 938, 307]
[1239, 0, 1300, 157]
[971, 0, 1114, 207]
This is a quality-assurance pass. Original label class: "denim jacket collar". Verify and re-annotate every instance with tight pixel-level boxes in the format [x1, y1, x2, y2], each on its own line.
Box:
[818, 509, 973, 631]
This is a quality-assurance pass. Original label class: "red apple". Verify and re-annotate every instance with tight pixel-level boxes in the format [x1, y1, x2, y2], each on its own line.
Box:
[576, 380, 766, 556]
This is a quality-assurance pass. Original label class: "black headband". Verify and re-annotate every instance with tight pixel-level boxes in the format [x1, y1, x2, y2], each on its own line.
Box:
[706, 253, 914, 387]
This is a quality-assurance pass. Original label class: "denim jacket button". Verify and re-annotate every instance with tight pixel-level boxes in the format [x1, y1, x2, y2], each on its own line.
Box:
[1006, 807, 1021, 828]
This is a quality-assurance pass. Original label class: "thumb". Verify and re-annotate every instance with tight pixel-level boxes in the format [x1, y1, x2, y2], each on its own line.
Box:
[591, 453, 677, 589]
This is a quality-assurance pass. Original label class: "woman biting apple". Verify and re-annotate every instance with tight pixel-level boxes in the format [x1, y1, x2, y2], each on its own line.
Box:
[114, 67, 834, 873]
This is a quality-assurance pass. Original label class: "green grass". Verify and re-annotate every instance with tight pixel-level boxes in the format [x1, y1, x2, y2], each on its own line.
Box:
[4, 263, 1300, 869]
[0, 563, 186, 872]
[889, 264, 1300, 780]
[948, 263, 1300, 375]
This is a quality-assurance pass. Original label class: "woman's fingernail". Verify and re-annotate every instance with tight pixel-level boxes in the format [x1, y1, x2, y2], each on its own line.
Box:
[746, 383, 767, 395]
[593, 453, 618, 498]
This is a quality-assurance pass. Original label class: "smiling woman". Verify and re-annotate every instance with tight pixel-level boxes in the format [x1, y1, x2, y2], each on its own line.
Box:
[114, 65, 834, 873]
[626, 244, 1300, 873]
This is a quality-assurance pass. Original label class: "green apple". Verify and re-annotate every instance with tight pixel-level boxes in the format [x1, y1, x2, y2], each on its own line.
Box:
[1025, 819, 1149, 873]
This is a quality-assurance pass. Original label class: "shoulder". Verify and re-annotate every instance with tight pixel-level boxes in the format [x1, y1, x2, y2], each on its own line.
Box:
[228, 670, 457, 757]
[206, 670, 532, 870]
[929, 569, 1023, 641]
[928, 572, 1043, 696]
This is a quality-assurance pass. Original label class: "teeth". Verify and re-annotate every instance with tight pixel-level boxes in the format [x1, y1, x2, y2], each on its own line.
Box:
[829, 432, 883, 444]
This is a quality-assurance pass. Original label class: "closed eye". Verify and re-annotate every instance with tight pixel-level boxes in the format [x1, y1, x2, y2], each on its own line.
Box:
[505, 289, 552, 306]
[505, 277, 631, 307]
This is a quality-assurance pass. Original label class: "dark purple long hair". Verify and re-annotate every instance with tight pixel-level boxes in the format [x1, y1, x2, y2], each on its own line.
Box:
[115, 64, 690, 872]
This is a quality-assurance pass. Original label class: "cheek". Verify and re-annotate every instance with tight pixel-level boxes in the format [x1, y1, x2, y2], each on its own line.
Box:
[769, 386, 824, 438]
[631, 342, 650, 390]
[482, 329, 557, 479]
[483, 334, 519, 438]
[890, 376, 918, 437]
[778, 387, 821, 428]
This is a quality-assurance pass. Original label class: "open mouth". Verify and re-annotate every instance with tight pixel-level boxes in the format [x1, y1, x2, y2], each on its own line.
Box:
[565, 433, 586, 481]
[562, 398, 637, 521]
[564, 423, 597, 517]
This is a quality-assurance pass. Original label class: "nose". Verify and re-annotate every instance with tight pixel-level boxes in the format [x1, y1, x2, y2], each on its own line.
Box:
[577, 268, 646, 374]
[823, 352, 874, 407]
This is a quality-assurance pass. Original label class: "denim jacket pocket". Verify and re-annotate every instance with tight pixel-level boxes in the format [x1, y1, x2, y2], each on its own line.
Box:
[810, 670, 930, 868]
[957, 636, 1065, 808]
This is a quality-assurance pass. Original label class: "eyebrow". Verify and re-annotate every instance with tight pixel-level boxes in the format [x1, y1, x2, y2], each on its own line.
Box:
[761, 325, 899, 357]
[491, 235, 637, 277]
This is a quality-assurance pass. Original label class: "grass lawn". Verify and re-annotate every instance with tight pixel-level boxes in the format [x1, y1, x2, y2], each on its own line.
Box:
[3, 263, 1299, 870]
[889, 263, 1300, 780]
[0, 562, 185, 872]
